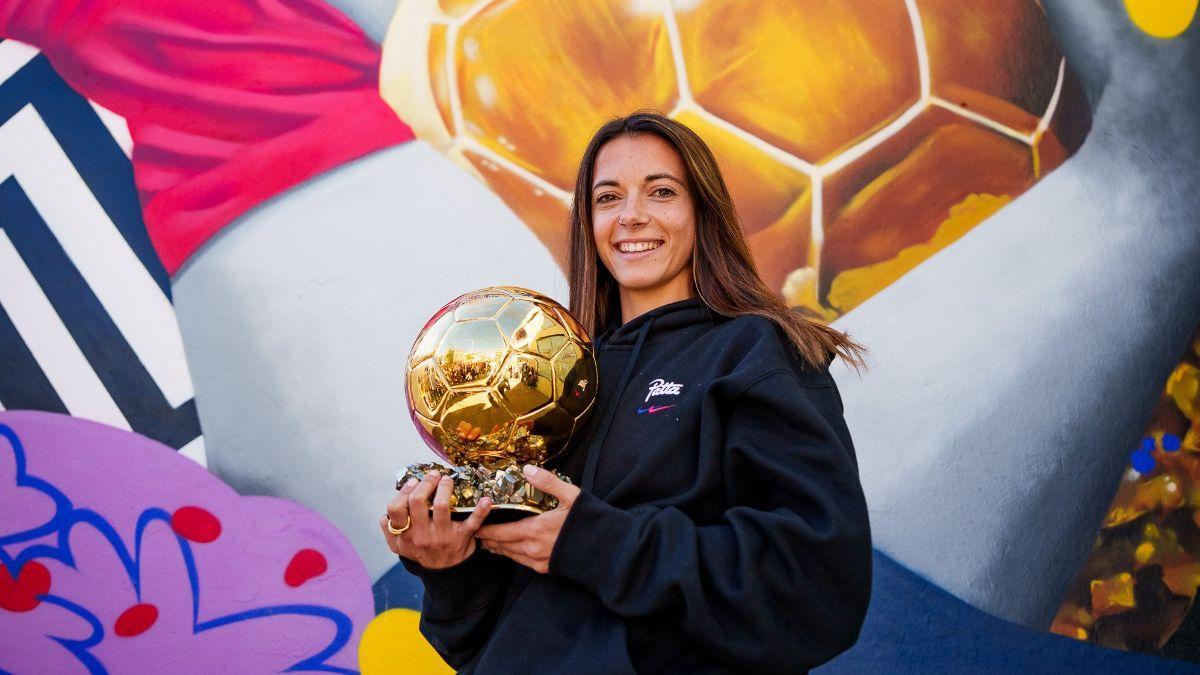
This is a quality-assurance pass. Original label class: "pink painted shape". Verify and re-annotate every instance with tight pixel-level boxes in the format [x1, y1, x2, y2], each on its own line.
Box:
[0, 411, 374, 673]
[0, 0, 414, 274]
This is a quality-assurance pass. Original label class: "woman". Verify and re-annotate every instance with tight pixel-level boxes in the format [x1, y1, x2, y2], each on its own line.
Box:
[380, 111, 872, 673]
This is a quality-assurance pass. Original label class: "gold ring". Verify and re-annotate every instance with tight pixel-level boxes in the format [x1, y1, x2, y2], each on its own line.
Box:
[386, 515, 412, 535]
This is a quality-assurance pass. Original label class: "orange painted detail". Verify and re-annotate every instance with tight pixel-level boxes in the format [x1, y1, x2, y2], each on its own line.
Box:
[675, 0, 920, 164]
[1091, 573, 1137, 619]
[381, 0, 1090, 319]
[454, 0, 678, 189]
[1054, 333, 1200, 651]
[919, 0, 1064, 132]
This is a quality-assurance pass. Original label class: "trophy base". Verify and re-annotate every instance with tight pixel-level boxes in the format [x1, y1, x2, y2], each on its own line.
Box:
[398, 461, 569, 522]
[446, 503, 543, 524]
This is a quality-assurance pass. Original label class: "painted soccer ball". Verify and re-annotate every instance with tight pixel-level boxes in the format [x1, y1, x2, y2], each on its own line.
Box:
[406, 287, 598, 468]
[380, 0, 1089, 318]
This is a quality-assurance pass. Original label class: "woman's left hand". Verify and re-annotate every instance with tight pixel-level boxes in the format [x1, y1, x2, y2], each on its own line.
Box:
[477, 465, 581, 574]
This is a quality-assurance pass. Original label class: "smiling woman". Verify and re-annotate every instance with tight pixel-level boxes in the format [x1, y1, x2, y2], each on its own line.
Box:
[569, 111, 867, 372]
[383, 111, 873, 674]
[590, 133, 697, 324]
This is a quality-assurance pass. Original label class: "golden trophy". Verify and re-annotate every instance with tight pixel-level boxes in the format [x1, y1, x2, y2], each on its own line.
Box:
[399, 287, 598, 522]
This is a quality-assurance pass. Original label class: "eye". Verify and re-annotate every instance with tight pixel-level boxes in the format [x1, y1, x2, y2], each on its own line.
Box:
[594, 192, 618, 204]
[651, 186, 676, 198]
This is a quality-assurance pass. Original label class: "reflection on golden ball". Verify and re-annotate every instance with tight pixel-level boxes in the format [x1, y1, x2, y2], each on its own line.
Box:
[406, 287, 597, 468]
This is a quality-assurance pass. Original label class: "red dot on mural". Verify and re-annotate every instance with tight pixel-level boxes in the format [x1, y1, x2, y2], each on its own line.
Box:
[0, 561, 51, 612]
[284, 549, 328, 588]
[114, 603, 158, 637]
[170, 506, 222, 543]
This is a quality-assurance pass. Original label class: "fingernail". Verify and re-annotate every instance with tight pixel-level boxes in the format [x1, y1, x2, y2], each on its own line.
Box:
[479, 497, 491, 507]
[522, 465, 538, 478]
[404, 478, 418, 489]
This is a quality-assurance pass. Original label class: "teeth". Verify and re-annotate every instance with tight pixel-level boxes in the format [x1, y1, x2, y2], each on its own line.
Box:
[617, 241, 662, 253]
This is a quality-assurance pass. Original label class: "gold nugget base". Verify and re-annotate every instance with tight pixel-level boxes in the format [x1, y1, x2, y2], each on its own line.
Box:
[396, 461, 569, 525]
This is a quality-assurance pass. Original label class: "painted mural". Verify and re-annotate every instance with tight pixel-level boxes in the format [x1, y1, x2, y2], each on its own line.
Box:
[0, 411, 373, 672]
[381, 0, 1089, 317]
[1, 0, 1199, 671]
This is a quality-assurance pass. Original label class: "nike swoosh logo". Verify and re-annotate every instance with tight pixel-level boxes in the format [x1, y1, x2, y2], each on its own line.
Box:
[636, 404, 675, 415]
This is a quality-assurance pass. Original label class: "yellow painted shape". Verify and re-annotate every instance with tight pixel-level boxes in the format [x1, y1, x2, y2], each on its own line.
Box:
[1136, 541, 1156, 565]
[1090, 572, 1136, 618]
[1124, 0, 1198, 38]
[826, 193, 1011, 314]
[782, 267, 837, 321]
[360, 608, 453, 675]
[1168, 363, 1200, 421]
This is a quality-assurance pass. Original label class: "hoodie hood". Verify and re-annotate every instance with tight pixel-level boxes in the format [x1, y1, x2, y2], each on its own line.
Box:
[597, 297, 717, 348]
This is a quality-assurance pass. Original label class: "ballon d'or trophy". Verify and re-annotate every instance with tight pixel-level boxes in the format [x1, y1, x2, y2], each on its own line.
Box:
[398, 287, 598, 523]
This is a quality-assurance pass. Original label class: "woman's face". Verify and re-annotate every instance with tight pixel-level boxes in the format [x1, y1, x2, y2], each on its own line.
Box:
[591, 133, 697, 302]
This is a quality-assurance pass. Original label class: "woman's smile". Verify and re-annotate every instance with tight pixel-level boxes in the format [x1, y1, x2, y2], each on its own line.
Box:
[614, 238, 664, 255]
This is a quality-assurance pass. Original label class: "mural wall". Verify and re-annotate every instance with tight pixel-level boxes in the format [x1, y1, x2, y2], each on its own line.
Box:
[1, 0, 1198, 671]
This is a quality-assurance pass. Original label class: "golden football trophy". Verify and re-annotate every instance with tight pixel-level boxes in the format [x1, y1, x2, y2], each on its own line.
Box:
[399, 287, 598, 522]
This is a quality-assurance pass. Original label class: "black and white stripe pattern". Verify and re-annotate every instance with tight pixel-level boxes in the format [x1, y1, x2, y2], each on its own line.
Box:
[0, 39, 204, 462]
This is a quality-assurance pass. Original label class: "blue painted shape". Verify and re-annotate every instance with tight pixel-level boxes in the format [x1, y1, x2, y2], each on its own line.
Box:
[817, 550, 1200, 674]
[0, 423, 71, 546]
[372, 561, 424, 613]
[1164, 434, 1182, 453]
[1133, 449, 1157, 474]
[1144, 437, 1158, 453]
[0, 302, 66, 414]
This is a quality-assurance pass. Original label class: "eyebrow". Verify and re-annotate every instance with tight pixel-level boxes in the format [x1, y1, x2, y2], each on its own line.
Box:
[592, 173, 685, 190]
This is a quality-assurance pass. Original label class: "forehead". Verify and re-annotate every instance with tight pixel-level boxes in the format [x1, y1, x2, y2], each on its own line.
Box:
[594, 133, 686, 180]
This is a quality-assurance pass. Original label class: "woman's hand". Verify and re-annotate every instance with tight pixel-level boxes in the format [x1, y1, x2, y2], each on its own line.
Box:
[476, 465, 581, 574]
[380, 470, 492, 570]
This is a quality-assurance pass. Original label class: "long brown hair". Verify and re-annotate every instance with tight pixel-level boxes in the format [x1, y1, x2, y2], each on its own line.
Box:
[567, 110, 866, 371]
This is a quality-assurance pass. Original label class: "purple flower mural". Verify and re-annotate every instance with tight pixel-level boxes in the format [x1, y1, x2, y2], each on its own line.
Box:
[0, 410, 374, 673]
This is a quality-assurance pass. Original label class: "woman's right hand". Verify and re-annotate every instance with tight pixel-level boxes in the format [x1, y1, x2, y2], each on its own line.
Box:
[380, 470, 493, 570]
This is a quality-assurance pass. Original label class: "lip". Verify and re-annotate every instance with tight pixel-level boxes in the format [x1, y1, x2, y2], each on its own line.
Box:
[613, 239, 664, 257]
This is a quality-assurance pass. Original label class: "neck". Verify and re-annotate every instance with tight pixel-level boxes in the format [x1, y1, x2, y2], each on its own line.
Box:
[619, 269, 696, 325]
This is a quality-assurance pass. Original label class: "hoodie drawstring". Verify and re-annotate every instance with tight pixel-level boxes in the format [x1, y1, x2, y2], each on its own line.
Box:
[580, 316, 655, 492]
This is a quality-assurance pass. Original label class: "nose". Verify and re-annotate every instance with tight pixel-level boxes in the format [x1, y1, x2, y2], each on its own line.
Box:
[617, 195, 649, 227]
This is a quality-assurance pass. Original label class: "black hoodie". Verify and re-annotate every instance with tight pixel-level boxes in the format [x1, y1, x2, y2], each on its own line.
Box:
[402, 298, 872, 673]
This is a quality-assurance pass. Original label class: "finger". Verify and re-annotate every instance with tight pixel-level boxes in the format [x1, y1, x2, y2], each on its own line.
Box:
[432, 476, 454, 528]
[461, 497, 493, 534]
[379, 515, 396, 545]
[408, 472, 440, 529]
[480, 539, 517, 559]
[500, 550, 542, 572]
[379, 515, 404, 555]
[477, 519, 533, 543]
[387, 478, 418, 521]
[522, 465, 580, 503]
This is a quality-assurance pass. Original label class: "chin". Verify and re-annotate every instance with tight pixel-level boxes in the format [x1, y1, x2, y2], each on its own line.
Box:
[611, 274, 667, 291]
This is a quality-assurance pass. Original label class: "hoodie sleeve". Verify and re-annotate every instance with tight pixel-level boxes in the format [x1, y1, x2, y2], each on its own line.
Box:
[401, 548, 515, 669]
[548, 368, 872, 672]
